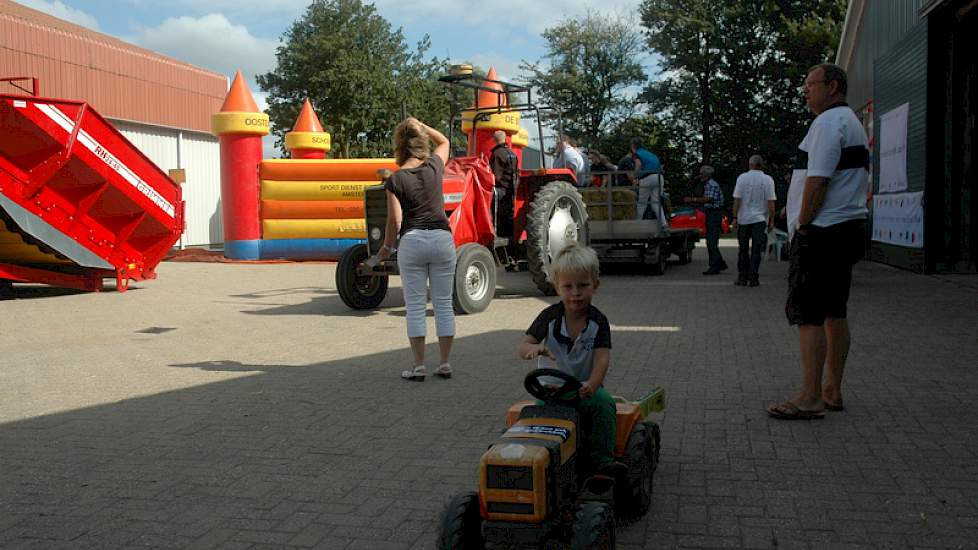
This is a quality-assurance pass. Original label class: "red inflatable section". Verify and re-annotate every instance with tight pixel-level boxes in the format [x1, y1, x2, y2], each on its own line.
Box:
[445, 157, 494, 249]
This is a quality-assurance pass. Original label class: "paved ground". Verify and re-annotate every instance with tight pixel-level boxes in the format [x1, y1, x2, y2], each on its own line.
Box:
[1, 241, 977, 549]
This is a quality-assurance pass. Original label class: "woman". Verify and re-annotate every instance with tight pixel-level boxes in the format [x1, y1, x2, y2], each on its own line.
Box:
[373, 118, 455, 381]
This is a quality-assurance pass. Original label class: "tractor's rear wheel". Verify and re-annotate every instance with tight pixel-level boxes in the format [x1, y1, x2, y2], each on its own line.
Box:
[525, 181, 588, 295]
[620, 421, 654, 517]
[453, 243, 496, 314]
[570, 501, 615, 550]
[437, 492, 485, 550]
[336, 244, 388, 309]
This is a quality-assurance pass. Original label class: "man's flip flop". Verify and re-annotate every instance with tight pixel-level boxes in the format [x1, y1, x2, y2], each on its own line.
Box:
[766, 401, 824, 420]
[825, 401, 845, 412]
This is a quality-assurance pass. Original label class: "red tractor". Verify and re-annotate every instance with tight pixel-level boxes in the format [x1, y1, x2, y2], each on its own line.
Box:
[336, 66, 588, 313]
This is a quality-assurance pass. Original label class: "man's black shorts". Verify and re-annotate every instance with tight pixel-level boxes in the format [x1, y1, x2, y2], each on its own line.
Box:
[785, 219, 866, 326]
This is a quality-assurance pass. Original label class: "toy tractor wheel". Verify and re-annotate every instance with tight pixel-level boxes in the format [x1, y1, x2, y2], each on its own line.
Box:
[570, 501, 615, 550]
[647, 420, 661, 467]
[620, 421, 655, 517]
[336, 244, 388, 309]
[453, 243, 496, 314]
[525, 181, 588, 295]
[437, 491, 485, 550]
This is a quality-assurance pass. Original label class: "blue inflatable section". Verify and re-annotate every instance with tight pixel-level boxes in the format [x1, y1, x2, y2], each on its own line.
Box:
[259, 238, 365, 260]
[224, 239, 261, 260]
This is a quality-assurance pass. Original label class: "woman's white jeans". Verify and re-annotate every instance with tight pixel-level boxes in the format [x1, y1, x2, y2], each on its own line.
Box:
[397, 229, 456, 338]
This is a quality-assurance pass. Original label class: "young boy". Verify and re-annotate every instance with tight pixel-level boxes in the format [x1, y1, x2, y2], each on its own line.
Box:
[518, 243, 617, 474]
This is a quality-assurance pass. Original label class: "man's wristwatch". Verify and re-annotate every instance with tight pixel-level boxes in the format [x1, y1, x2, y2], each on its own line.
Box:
[381, 244, 396, 254]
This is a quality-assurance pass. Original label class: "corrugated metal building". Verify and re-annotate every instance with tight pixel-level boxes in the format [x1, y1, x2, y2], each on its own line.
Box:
[838, 0, 976, 273]
[0, 0, 227, 247]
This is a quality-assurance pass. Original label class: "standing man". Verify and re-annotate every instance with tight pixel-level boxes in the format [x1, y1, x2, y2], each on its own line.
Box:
[552, 134, 586, 186]
[685, 165, 728, 275]
[489, 130, 517, 238]
[630, 139, 663, 225]
[767, 63, 869, 420]
[732, 155, 776, 286]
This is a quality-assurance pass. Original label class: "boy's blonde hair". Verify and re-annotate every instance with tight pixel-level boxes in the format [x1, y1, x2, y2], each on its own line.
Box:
[393, 118, 430, 166]
[551, 243, 600, 284]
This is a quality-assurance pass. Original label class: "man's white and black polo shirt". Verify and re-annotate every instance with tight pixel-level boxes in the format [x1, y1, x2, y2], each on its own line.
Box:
[786, 102, 870, 238]
[526, 302, 611, 384]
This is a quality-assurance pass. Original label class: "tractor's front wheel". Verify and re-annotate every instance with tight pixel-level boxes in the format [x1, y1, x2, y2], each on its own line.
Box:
[453, 243, 496, 314]
[570, 501, 615, 550]
[336, 244, 388, 309]
[525, 181, 588, 295]
[437, 492, 485, 550]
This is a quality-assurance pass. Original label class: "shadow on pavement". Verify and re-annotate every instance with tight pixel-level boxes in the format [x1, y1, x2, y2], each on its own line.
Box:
[4, 329, 666, 548]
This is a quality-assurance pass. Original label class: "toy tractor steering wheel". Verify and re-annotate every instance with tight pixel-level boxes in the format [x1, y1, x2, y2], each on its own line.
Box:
[524, 368, 582, 402]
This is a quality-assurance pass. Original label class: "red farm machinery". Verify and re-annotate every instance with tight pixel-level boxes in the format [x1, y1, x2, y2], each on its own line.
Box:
[0, 77, 184, 294]
[336, 66, 588, 314]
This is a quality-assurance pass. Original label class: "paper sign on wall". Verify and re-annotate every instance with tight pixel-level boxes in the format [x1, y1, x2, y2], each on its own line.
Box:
[872, 191, 923, 248]
[878, 103, 909, 193]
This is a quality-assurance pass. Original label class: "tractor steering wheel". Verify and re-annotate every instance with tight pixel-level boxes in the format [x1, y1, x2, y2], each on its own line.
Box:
[524, 368, 582, 403]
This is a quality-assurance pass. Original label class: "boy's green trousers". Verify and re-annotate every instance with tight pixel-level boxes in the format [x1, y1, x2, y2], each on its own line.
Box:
[538, 386, 617, 469]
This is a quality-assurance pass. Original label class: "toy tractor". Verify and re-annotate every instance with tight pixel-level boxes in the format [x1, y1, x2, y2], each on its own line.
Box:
[437, 369, 664, 549]
[335, 66, 588, 314]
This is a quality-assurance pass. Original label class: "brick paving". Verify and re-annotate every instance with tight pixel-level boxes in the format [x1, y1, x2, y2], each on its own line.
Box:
[1, 243, 977, 549]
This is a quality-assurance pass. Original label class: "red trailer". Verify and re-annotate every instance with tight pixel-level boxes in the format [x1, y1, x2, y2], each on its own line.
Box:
[0, 78, 184, 292]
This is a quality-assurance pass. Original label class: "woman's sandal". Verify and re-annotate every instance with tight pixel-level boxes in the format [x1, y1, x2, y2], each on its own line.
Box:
[401, 366, 427, 382]
[434, 363, 453, 379]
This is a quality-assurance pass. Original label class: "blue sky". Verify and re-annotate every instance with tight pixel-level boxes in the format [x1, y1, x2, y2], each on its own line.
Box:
[17, 0, 654, 151]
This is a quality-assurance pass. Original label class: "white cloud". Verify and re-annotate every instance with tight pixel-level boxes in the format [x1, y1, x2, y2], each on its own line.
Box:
[464, 53, 526, 83]
[126, 0, 308, 18]
[374, 0, 639, 36]
[129, 13, 278, 83]
[17, 0, 100, 30]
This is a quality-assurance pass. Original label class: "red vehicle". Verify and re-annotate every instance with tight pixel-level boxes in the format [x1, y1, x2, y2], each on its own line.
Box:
[668, 206, 730, 236]
[336, 67, 588, 314]
[1, 77, 184, 293]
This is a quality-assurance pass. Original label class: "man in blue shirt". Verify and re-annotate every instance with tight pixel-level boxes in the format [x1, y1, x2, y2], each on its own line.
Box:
[685, 165, 728, 275]
[630, 139, 665, 230]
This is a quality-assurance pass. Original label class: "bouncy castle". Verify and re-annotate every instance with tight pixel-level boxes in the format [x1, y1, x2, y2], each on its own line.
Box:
[212, 67, 525, 261]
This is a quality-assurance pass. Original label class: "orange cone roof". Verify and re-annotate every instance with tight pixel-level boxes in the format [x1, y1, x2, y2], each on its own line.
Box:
[474, 66, 507, 109]
[220, 71, 261, 113]
[291, 99, 325, 132]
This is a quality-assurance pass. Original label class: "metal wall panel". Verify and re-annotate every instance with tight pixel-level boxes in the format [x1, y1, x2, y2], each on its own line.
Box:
[113, 121, 223, 247]
[0, 2, 227, 133]
[179, 134, 224, 247]
[871, 20, 929, 271]
[846, 0, 929, 110]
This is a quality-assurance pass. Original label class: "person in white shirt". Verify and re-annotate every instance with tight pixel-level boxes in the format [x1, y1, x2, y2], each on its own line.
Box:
[768, 63, 869, 421]
[732, 155, 776, 286]
[552, 134, 586, 186]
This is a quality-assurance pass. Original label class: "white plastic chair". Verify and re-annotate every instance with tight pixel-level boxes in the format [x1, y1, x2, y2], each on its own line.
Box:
[767, 228, 788, 261]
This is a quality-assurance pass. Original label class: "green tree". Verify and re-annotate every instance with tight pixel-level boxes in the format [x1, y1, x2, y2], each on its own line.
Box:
[640, 0, 847, 184]
[520, 13, 647, 148]
[257, 0, 457, 158]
